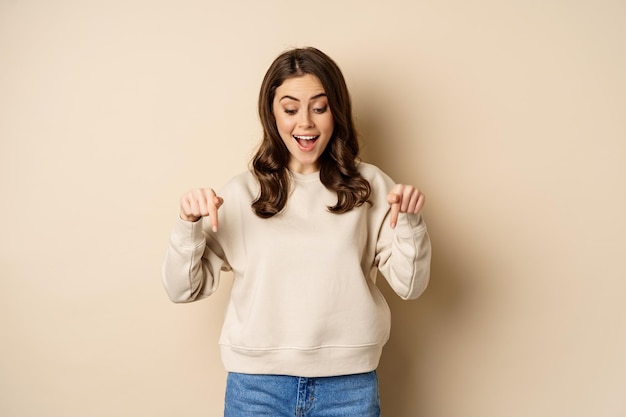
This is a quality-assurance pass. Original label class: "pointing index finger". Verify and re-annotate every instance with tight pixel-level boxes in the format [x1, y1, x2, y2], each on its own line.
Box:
[207, 188, 220, 232]
[388, 193, 400, 229]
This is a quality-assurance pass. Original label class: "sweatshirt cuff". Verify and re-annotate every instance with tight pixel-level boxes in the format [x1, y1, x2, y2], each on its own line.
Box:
[170, 216, 206, 246]
[394, 213, 426, 238]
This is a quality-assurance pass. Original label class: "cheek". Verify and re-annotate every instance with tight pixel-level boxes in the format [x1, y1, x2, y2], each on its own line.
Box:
[323, 115, 335, 134]
[274, 115, 293, 136]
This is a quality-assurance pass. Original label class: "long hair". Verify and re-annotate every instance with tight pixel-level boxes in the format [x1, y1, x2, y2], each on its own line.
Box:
[251, 47, 371, 218]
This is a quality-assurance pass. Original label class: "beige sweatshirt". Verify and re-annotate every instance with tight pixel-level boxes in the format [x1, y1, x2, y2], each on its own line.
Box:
[162, 162, 431, 377]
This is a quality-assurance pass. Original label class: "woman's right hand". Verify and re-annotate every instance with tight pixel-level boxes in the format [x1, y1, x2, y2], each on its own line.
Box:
[179, 188, 224, 232]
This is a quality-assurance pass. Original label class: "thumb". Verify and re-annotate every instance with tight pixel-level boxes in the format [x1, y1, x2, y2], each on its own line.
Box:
[387, 193, 400, 205]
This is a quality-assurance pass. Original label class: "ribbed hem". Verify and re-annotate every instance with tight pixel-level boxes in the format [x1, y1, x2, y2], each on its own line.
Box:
[219, 342, 385, 378]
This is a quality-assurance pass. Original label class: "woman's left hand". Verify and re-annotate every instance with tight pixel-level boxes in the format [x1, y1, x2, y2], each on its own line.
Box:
[387, 184, 425, 228]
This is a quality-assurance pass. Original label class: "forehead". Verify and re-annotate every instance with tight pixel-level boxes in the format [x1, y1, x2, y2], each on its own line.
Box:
[275, 74, 326, 99]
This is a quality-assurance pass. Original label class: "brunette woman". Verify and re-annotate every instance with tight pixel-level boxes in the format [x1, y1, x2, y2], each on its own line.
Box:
[162, 47, 431, 417]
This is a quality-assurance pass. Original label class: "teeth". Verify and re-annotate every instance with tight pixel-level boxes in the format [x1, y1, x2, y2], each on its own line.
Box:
[294, 135, 317, 140]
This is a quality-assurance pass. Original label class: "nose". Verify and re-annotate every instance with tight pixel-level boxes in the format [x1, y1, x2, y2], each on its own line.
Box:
[298, 110, 314, 128]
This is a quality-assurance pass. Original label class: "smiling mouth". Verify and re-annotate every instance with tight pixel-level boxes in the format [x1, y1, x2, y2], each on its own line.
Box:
[293, 135, 319, 150]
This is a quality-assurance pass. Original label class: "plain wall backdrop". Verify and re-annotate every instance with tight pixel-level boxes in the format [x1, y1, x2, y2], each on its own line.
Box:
[1, 1, 625, 416]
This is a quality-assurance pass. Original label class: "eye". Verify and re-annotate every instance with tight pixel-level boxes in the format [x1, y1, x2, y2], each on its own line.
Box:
[284, 108, 297, 115]
[313, 106, 328, 114]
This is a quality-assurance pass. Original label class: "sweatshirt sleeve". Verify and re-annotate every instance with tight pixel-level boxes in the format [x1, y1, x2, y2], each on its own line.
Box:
[374, 210, 431, 300]
[161, 217, 230, 303]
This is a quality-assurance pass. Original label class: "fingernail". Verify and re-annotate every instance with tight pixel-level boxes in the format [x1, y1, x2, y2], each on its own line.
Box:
[212, 226, 217, 233]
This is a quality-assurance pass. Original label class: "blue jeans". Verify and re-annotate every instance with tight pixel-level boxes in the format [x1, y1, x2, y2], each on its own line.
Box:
[224, 371, 381, 417]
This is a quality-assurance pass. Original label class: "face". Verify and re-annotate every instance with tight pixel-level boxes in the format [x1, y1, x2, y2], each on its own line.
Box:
[272, 74, 334, 174]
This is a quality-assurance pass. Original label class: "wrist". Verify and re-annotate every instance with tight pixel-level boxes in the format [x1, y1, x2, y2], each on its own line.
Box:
[179, 213, 201, 223]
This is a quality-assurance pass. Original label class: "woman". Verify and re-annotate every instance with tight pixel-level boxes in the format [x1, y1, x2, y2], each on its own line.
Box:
[162, 47, 431, 417]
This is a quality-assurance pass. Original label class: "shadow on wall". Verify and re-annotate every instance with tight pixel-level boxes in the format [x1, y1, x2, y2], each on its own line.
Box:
[375, 248, 470, 416]
[356, 87, 475, 416]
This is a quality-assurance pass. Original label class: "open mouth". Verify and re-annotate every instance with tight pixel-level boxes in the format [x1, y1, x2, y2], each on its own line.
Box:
[293, 135, 319, 150]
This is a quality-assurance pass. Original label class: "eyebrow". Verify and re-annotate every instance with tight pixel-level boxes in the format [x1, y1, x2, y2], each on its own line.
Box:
[278, 93, 327, 102]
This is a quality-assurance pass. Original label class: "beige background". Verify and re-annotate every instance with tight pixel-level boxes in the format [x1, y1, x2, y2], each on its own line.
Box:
[1, 1, 625, 416]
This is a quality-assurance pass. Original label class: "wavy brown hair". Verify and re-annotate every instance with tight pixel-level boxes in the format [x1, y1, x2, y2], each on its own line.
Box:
[251, 47, 371, 218]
